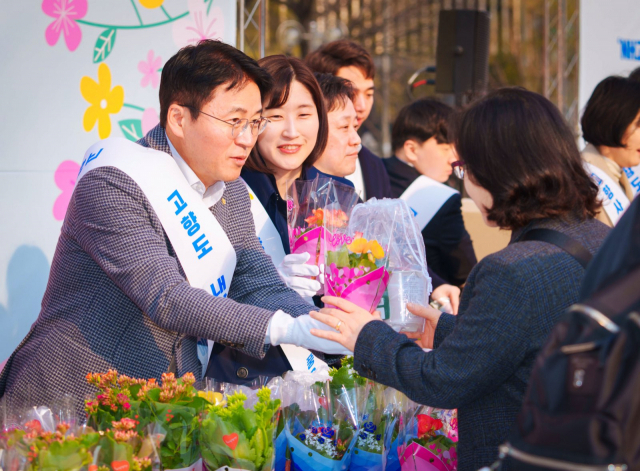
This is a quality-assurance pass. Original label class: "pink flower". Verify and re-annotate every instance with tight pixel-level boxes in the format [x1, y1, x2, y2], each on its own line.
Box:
[138, 50, 162, 88]
[173, 0, 225, 48]
[42, 0, 87, 52]
[53, 160, 80, 221]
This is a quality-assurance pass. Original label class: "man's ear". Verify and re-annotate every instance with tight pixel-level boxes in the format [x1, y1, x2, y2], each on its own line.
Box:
[166, 104, 187, 139]
[403, 139, 419, 164]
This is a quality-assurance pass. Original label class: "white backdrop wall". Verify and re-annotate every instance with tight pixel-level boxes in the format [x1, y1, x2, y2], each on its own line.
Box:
[0, 0, 236, 360]
[579, 0, 640, 112]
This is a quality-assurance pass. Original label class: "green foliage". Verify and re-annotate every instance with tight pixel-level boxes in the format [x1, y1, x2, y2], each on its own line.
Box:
[93, 28, 117, 63]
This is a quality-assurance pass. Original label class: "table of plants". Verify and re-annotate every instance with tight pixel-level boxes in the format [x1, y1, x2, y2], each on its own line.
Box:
[0, 358, 457, 471]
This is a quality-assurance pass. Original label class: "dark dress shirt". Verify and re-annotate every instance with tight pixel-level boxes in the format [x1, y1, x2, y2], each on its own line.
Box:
[204, 166, 354, 384]
[383, 156, 477, 286]
[358, 145, 393, 200]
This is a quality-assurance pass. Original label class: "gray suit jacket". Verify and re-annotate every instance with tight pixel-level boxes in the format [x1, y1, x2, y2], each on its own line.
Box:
[353, 215, 610, 471]
[0, 125, 311, 414]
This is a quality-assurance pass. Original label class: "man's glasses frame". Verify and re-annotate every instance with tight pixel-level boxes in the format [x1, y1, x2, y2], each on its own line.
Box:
[452, 160, 465, 180]
[179, 104, 269, 139]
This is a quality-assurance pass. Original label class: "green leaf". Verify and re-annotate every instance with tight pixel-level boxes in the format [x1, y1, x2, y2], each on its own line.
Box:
[119, 119, 143, 142]
[93, 28, 117, 63]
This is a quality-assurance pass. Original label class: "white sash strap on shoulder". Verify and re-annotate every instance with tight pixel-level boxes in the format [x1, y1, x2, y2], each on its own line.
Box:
[78, 138, 237, 365]
[584, 162, 630, 225]
[400, 175, 458, 230]
[241, 179, 328, 373]
[623, 164, 640, 198]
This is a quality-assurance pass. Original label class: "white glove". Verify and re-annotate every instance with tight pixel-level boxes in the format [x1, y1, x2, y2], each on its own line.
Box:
[277, 253, 321, 298]
[266, 310, 352, 355]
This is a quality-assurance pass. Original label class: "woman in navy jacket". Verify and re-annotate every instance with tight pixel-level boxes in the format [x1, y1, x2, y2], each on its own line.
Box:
[309, 88, 610, 470]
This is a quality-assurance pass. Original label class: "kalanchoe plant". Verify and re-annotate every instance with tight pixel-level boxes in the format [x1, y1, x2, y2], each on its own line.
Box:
[200, 387, 281, 471]
[85, 369, 206, 470]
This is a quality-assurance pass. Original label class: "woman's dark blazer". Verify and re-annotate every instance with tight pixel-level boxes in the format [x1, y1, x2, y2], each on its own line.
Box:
[352, 215, 610, 471]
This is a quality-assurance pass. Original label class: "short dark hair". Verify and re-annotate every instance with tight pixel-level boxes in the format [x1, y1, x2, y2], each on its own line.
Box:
[581, 76, 640, 147]
[629, 66, 640, 83]
[305, 40, 375, 79]
[245, 55, 328, 174]
[314, 73, 357, 112]
[392, 99, 453, 152]
[159, 39, 272, 128]
[452, 88, 601, 230]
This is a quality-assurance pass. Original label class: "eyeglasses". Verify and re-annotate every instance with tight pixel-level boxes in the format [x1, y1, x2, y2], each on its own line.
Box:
[179, 104, 269, 138]
[452, 160, 465, 180]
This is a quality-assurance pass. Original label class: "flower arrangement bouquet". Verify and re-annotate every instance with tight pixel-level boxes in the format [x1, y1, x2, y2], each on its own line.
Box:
[287, 177, 359, 276]
[381, 389, 414, 471]
[323, 198, 400, 311]
[199, 380, 282, 471]
[351, 379, 392, 471]
[397, 404, 458, 471]
[85, 370, 207, 471]
[1, 415, 160, 471]
[280, 363, 358, 471]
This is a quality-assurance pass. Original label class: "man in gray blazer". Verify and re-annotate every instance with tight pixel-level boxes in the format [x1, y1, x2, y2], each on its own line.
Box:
[0, 40, 344, 415]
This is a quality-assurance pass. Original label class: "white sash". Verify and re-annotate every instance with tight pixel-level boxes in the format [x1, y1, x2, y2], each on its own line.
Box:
[78, 138, 237, 364]
[399, 175, 458, 230]
[623, 165, 640, 198]
[242, 180, 328, 374]
[584, 162, 630, 225]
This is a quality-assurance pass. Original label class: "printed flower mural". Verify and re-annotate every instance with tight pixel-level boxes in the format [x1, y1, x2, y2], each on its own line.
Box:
[173, 0, 225, 48]
[138, 50, 162, 88]
[42, 0, 88, 52]
[139, 0, 164, 8]
[80, 63, 124, 138]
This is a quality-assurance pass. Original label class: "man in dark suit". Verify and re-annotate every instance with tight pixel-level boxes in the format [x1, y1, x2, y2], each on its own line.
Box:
[385, 99, 477, 286]
[306, 40, 392, 200]
[0, 40, 346, 414]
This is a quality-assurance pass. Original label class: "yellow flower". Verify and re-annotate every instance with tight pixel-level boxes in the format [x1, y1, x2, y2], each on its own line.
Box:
[139, 0, 164, 8]
[80, 63, 124, 138]
[198, 390, 225, 406]
[347, 237, 368, 254]
[367, 240, 385, 259]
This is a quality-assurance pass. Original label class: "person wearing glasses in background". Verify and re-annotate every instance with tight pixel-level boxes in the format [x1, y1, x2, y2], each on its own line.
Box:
[307, 88, 610, 470]
[204, 55, 348, 384]
[0, 40, 350, 415]
[384, 98, 477, 312]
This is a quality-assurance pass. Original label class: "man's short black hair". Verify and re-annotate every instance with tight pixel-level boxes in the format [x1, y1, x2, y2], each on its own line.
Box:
[314, 73, 356, 112]
[159, 39, 272, 127]
[391, 98, 453, 152]
[305, 40, 375, 79]
[581, 76, 640, 148]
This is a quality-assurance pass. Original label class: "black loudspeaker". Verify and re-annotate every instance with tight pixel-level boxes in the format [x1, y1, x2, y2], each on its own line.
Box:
[435, 9, 490, 98]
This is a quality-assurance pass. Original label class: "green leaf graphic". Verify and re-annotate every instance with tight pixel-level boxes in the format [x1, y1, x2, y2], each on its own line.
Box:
[93, 28, 116, 63]
[119, 119, 143, 142]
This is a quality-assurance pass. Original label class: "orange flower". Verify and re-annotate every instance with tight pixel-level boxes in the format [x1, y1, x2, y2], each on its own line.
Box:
[305, 208, 324, 226]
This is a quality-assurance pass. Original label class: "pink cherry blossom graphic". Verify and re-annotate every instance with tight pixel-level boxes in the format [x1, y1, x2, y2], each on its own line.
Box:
[142, 108, 160, 135]
[53, 160, 81, 221]
[138, 50, 162, 89]
[42, 0, 88, 52]
[173, 0, 225, 48]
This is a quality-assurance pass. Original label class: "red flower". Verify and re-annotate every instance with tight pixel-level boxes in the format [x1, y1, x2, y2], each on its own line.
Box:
[417, 414, 443, 439]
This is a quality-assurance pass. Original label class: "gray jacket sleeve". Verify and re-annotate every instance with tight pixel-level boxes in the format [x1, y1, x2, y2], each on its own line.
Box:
[352, 257, 531, 409]
[72, 168, 289, 359]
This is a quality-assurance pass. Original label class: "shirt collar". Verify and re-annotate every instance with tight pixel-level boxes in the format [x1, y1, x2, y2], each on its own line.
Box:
[165, 132, 225, 207]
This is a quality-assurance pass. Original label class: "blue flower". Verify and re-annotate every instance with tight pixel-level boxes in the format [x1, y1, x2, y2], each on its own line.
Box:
[359, 432, 367, 440]
[321, 428, 335, 439]
[299, 434, 306, 441]
[311, 427, 318, 434]
[318, 437, 325, 444]
[364, 422, 377, 433]
[376, 434, 381, 441]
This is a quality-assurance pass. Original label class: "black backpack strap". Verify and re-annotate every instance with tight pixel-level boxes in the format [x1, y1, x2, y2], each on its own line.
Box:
[586, 264, 640, 321]
[521, 228, 593, 270]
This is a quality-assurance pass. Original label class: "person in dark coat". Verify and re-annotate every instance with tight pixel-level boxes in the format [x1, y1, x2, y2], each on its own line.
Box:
[306, 40, 392, 200]
[308, 88, 610, 470]
[385, 98, 477, 287]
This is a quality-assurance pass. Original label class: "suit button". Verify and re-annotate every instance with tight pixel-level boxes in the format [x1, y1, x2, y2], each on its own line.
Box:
[237, 367, 249, 379]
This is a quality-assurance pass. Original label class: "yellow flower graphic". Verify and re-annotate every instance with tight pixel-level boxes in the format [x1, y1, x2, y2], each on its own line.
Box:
[139, 0, 164, 8]
[80, 63, 124, 138]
